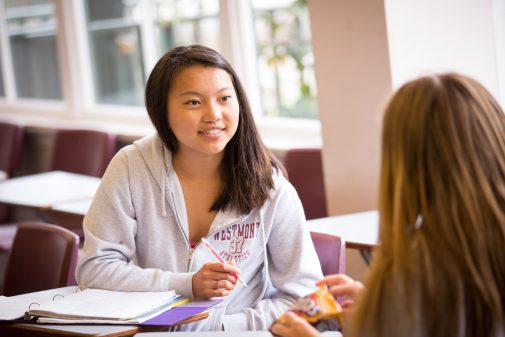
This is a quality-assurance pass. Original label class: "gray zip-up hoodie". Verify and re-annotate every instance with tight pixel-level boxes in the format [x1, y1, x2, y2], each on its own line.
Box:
[76, 134, 323, 331]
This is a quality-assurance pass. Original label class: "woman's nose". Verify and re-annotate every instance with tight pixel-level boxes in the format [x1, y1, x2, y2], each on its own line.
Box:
[203, 102, 222, 123]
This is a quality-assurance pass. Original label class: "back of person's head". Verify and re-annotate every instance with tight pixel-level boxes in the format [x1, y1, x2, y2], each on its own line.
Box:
[352, 73, 505, 337]
[145, 45, 284, 214]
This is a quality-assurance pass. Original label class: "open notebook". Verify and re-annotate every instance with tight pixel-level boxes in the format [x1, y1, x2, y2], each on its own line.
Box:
[0, 286, 222, 325]
[28, 288, 185, 324]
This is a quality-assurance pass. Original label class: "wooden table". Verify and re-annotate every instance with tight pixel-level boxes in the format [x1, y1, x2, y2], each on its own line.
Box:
[308, 210, 379, 263]
[0, 287, 208, 337]
[0, 316, 208, 337]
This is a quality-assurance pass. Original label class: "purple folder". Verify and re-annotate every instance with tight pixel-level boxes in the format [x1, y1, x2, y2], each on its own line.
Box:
[139, 298, 223, 326]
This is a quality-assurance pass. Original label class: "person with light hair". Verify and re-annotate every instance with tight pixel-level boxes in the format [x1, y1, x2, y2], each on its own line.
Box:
[272, 73, 505, 337]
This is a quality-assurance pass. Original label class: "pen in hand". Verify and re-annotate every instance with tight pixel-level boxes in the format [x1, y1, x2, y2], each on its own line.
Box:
[200, 237, 248, 287]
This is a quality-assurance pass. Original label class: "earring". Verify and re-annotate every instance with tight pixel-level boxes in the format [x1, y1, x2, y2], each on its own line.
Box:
[415, 214, 423, 229]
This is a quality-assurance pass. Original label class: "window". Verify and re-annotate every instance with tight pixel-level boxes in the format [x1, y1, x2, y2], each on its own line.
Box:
[154, 0, 220, 55]
[84, 0, 145, 106]
[83, 0, 220, 107]
[0, 0, 321, 139]
[0, 52, 4, 97]
[252, 0, 318, 119]
[4, 0, 62, 100]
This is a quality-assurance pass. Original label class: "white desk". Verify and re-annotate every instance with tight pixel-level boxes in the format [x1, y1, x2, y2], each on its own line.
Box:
[308, 210, 379, 264]
[51, 198, 93, 216]
[0, 171, 100, 209]
[135, 331, 342, 336]
[308, 210, 379, 251]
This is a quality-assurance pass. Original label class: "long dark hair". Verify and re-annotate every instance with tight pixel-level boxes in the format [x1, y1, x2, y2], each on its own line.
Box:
[145, 45, 285, 214]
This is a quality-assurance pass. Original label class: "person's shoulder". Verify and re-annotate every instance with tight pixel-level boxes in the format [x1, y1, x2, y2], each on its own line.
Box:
[269, 166, 294, 198]
[131, 133, 162, 152]
[271, 166, 288, 187]
[115, 133, 164, 159]
[108, 133, 165, 169]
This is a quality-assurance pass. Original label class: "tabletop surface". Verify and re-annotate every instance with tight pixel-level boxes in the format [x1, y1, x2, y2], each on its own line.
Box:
[51, 198, 94, 216]
[0, 171, 101, 209]
[134, 331, 342, 336]
[308, 210, 379, 250]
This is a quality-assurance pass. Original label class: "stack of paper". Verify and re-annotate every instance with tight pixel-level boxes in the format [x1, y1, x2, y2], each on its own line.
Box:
[27, 288, 187, 324]
[0, 296, 39, 321]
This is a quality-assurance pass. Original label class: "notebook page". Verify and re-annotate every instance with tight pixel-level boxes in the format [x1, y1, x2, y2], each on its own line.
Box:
[0, 286, 78, 320]
[0, 296, 34, 320]
[29, 289, 177, 321]
[36, 296, 191, 324]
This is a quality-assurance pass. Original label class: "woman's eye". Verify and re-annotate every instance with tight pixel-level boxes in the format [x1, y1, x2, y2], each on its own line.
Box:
[184, 99, 200, 106]
[221, 95, 232, 102]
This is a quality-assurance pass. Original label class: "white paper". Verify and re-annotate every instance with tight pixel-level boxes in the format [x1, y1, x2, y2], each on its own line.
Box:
[0, 296, 37, 320]
[28, 288, 177, 321]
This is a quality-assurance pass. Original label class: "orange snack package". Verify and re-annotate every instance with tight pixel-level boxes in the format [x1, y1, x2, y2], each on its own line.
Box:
[279, 285, 342, 331]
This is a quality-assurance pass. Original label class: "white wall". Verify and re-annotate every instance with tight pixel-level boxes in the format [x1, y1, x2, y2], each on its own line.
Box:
[308, 0, 393, 281]
[385, 0, 500, 97]
[308, 0, 392, 217]
[307, 0, 503, 281]
[492, 0, 505, 105]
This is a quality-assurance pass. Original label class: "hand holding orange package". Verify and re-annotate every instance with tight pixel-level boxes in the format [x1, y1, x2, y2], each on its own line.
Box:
[278, 285, 343, 332]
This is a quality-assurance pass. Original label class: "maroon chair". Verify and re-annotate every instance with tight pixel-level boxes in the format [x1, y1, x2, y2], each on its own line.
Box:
[0, 121, 24, 223]
[284, 148, 328, 220]
[0, 122, 24, 253]
[2, 222, 79, 296]
[50, 129, 117, 177]
[311, 232, 346, 275]
[46, 129, 116, 238]
[0, 121, 24, 177]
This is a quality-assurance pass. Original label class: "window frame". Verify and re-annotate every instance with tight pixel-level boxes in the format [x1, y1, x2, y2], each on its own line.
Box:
[0, 0, 322, 149]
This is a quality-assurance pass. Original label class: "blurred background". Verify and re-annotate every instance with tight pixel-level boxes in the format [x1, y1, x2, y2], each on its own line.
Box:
[0, 0, 503, 283]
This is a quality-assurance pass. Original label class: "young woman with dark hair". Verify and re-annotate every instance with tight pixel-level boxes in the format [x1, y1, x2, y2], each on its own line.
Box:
[76, 45, 323, 331]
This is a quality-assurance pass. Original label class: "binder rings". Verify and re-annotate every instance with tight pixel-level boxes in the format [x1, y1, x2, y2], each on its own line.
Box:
[0, 286, 223, 326]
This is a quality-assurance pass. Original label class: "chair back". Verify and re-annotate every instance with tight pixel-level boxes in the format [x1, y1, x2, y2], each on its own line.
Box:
[0, 122, 24, 223]
[284, 148, 328, 219]
[2, 222, 79, 296]
[311, 232, 346, 275]
[0, 121, 24, 177]
[50, 129, 117, 177]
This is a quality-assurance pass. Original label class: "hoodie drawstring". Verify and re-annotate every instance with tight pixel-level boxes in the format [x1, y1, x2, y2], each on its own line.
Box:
[161, 167, 167, 217]
[160, 146, 168, 217]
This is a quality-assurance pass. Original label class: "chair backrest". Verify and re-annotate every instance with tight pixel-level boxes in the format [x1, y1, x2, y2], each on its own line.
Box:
[50, 129, 117, 177]
[311, 232, 346, 275]
[2, 222, 79, 296]
[0, 121, 24, 177]
[0, 122, 24, 223]
[284, 148, 328, 220]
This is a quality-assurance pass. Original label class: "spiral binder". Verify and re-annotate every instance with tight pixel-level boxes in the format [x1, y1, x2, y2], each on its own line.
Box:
[1, 286, 221, 325]
[0, 286, 80, 321]
[21, 287, 83, 321]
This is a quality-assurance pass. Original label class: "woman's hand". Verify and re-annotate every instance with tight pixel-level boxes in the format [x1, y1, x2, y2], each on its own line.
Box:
[192, 261, 240, 299]
[270, 312, 321, 337]
[316, 274, 363, 311]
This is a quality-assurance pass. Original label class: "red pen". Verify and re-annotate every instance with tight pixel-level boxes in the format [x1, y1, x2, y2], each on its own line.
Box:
[201, 237, 248, 287]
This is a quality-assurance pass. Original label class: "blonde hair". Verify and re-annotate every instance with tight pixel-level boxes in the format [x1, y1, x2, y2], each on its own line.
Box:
[350, 73, 505, 336]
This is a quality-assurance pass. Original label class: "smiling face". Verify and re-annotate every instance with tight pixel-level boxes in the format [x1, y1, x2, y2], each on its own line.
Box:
[167, 65, 240, 161]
